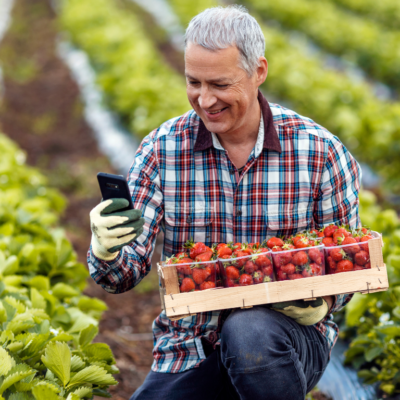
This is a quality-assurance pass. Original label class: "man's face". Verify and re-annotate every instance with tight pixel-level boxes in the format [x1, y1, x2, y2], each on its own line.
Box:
[185, 43, 266, 136]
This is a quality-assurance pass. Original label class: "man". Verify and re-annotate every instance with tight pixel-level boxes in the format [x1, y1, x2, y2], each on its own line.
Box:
[89, 5, 361, 400]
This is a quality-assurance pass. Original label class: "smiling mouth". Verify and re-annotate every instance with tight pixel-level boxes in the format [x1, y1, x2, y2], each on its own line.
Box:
[206, 107, 228, 115]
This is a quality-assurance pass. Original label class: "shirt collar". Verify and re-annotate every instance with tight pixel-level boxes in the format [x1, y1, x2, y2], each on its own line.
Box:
[193, 90, 282, 154]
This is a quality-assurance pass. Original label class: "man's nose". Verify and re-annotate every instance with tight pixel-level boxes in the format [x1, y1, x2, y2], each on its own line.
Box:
[198, 87, 217, 109]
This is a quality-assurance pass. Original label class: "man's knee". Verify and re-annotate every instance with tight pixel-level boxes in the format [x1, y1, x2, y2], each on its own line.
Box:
[220, 307, 293, 370]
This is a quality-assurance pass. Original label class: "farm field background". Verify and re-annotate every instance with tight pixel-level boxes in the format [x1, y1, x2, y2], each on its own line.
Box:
[1, 0, 400, 399]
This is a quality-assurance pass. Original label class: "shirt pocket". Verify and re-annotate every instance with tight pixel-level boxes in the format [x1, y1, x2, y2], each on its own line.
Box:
[164, 206, 214, 255]
[265, 204, 312, 238]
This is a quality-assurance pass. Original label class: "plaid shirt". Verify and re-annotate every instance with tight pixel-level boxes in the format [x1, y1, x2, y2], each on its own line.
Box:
[88, 91, 361, 373]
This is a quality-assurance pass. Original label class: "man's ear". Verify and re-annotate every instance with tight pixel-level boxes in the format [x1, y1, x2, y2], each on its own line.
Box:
[256, 56, 268, 86]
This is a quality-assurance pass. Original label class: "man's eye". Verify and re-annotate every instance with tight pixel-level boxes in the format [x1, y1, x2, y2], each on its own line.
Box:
[215, 84, 228, 88]
[189, 81, 199, 85]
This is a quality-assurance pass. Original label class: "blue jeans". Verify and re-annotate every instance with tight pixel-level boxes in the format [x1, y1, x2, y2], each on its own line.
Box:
[130, 307, 330, 400]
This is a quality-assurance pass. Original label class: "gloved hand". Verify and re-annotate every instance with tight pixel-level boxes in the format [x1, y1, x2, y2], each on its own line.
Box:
[90, 198, 145, 260]
[269, 297, 329, 326]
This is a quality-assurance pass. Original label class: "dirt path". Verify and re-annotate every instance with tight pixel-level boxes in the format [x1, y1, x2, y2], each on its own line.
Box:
[0, 0, 162, 398]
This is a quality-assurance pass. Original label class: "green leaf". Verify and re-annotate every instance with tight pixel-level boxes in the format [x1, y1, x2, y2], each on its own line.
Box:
[41, 341, 71, 388]
[345, 293, 370, 327]
[376, 325, 400, 337]
[71, 356, 85, 372]
[32, 385, 61, 400]
[0, 348, 14, 376]
[79, 325, 98, 348]
[9, 393, 34, 400]
[27, 276, 49, 291]
[51, 283, 79, 299]
[0, 255, 19, 276]
[30, 288, 46, 310]
[67, 365, 117, 388]
[92, 388, 112, 398]
[77, 297, 107, 313]
[66, 394, 80, 400]
[365, 346, 383, 362]
[72, 386, 93, 398]
[0, 363, 34, 394]
[84, 343, 115, 364]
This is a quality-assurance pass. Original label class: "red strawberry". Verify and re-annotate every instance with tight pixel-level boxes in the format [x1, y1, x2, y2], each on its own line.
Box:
[336, 260, 354, 272]
[323, 225, 338, 238]
[271, 246, 283, 252]
[262, 265, 273, 276]
[288, 274, 303, 280]
[360, 235, 373, 252]
[267, 237, 284, 249]
[176, 263, 192, 275]
[199, 281, 216, 290]
[308, 263, 322, 276]
[254, 253, 272, 268]
[341, 237, 360, 255]
[308, 248, 322, 264]
[166, 255, 178, 265]
[217, 245, 233, 258]
[277, 252, 293, 265]
[225, 266, 240, 280]
[282, 243, 296, 250]
[176, 252, 189, 258]
[244, 260, 256, 274]
[180, 277, 195, 292]
[253, 270, 264, 284]
[327, 256, 337, 272]
[277, 270, 288, 281]
[354, 251, 369, 266]
[292, 251, 308, 266]
[322, 237, 334, 247]
[293, 236, 310, 249]
[195, 251, 213, 262]
[239, 274, 253, 286]
[330, 248, 346, 262]
[184, 239, 212, 259]
[353, 265, 364, 271]
[205, 264, 216, 281]
[192, 268, 209, 284]
[226, 278, 235, 287]
[281, 263, 296, 275]
[361, 227, 369, 234]
[317, 231, 324, 237]
[364, 262, 371, 269]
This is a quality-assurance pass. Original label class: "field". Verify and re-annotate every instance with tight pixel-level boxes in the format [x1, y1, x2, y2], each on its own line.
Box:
[1, 0, 400, 398]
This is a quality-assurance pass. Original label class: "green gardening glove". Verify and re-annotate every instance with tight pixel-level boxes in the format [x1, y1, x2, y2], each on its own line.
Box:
[90, 198, 145, 260]
[269, 298, 329, 326]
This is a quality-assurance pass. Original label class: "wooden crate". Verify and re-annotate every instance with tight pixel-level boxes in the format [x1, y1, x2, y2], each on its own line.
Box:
[158, 235, 388, 320]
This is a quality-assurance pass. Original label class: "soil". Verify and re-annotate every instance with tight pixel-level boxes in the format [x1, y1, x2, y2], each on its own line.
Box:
[0, 1, 333, 399]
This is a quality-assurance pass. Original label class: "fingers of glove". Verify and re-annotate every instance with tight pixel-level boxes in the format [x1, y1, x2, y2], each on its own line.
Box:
[107, 232, 139, 253]
[108, 209, 143, 223]
[271, 298, 323, 311]
[100, 198, 131, 215]
[108, 217, 145, 232]
[103, 226, 136, 239]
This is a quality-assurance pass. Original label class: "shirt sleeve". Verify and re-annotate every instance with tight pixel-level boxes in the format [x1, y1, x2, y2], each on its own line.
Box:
[330, 294, 353, 314]
[87, 131, 164, 293]
[313, 135, 362, 230]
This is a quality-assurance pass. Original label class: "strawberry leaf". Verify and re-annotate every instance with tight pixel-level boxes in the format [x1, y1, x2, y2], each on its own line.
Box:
[41, 341, 71, 388]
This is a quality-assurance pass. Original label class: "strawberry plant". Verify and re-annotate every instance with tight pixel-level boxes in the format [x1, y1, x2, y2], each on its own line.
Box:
[0, 133, 118, 398]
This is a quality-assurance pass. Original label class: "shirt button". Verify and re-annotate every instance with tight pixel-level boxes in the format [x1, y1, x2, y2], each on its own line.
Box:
[187, 216, 192, 223]
[230, 169, 235, 175]
[236, 209, 242, 216]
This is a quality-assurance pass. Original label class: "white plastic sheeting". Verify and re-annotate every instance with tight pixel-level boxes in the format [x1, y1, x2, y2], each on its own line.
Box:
[57, 40, 140, 176]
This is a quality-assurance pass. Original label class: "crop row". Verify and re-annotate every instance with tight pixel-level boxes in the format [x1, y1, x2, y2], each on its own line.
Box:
[328, 0, 400, 31]
[0, 134, 118, 399]
[242, 0, 400, 90]
[59, 0, 189, 139]
[167, 0, 400, 194]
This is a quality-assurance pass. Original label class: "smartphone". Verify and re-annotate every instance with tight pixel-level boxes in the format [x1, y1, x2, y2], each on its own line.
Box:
[97, 172, 134, 211]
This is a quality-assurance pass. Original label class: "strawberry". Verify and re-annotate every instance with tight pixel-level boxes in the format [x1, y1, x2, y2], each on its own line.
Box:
[360, 235, 373, 252]
[288, 273, 303, 280]
[239, 274, 253, 286]
[281, 263, 296, 275]
[244, 260, 256, 274]
[231, 251, 248, 267]
[176, 252, 189, 258]
[317, 231, 324, 238]
[293, 236, 310, 249]
[180, 277, 195, 292]
[277, 270, 288, 281]
[184, 239, 212, 259]
[326, 256, 337, 272]
[354, 251, 369, 266]
[225, 266, 240, 280]
[341, 237, 360, 255]
[267, 237, 284, 249]
[254, 253, 272, 268]
[282, 243, 296, 250]
[271, 246, 283, 252]
[166, 255, 178, 265]
[199, 281, 216, 290]
[322, 237, 334, 247]
[308, 248, 322, 264]
[217, 245, 233, 258]
[253, 270, 264, 284]
[226, 278, 235, 287]
[239, 244, 253, 256]
[176, 263, 192, 275]
[330, 248, 346, 262]
[308, 263, 322, 276]
[277, 252, 293, 265]
[361, 227, 369, 234]
[292, 251, 308, 266]
[195, 251, 213, 263]
[353, 265, 364, 271]
[336, 260, 354, 272]
[323, 225, 338, 238]
[205, 264, 216, 281]
[262, 265, 273, 276]
[192, 268, 209, 284]
[364, 262, 371, 269]
[263, 275, 272, 283]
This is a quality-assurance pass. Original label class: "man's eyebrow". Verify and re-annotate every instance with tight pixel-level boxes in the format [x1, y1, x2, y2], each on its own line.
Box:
[185, 74, 230, 83]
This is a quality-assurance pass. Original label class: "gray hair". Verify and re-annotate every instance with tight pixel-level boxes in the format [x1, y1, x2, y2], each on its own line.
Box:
[184, 5, 265, 76]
